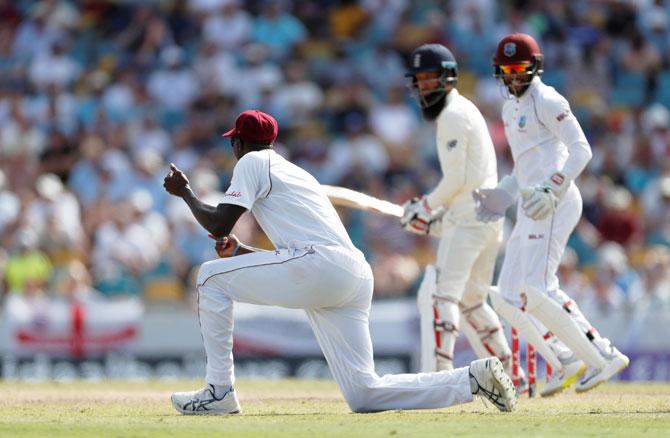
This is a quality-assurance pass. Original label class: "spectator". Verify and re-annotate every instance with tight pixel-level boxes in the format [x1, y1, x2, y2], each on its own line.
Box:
[618, 30, 662, 103]
[322, 112, 389, 185]
[38, 129, 79, 182]
[52, 259, 97, 302]
[0, 169, 19, 237]
[596, 242, 643, 303]
[4, 229, 52, 296]
[234, 43, 283, 109]
[27, 173, 84, 257]
[116, 5, 174, 67]
[633, 246, 670, 308]
[558, 247, 591, 304]
[252, 0, 307, 60]
[578, 245, 628, 317]
[12, 7, 65, 60]
[270, 60, 323, 128]
[28, 39, 81, 90]
[147, 46, 199, 121]
[202, 0, 252, 51]
[642, 172, 670, 245]
[595, 186, 642, 248]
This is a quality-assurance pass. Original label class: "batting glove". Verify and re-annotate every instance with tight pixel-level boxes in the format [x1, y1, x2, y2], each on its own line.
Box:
[401, 196, 437, 235]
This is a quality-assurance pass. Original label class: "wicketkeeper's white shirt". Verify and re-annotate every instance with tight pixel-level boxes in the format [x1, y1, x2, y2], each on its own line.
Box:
[221, 149, 359, 253]
[501, 76, 592, 188]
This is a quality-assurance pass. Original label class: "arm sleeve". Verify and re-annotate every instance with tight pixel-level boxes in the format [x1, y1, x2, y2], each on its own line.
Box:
[221, 153, 270, 210]
[537, 91, 592, 181]
[425, 112, 471, 209]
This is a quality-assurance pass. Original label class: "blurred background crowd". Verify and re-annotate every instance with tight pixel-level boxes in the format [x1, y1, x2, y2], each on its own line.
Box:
[0, 0, 668, 325]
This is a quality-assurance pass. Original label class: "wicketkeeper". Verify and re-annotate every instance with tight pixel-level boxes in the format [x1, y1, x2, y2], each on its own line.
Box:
[473, 33, 629, 395]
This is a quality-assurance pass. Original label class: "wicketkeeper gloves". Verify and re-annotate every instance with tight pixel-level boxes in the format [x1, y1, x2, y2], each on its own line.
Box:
[472, 174, 519, 222]
[520, 172, 568, 221]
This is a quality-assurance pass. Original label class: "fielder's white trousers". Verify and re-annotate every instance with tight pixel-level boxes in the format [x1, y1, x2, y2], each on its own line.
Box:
[196, 244, 473, 412]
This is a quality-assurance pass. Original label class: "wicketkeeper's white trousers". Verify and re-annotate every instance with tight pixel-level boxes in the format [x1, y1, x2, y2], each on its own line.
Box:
[498, 185, 581, 306]
[196, 244, 473, 412]
[497, 185, 611, 368]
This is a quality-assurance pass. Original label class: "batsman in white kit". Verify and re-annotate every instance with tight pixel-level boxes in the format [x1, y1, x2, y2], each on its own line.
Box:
[400, 44, 521, 384]
[163, 109, 516, 414]
[473, 33, 629, 395]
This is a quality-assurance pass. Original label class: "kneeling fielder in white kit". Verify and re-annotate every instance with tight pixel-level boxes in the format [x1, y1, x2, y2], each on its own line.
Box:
[400, 44, 517, 381]
[163, 109, 516, 415]
[474, 33, 629, 394]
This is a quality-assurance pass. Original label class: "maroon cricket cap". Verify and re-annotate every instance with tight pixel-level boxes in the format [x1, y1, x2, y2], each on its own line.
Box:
[222, 110, 278, 144]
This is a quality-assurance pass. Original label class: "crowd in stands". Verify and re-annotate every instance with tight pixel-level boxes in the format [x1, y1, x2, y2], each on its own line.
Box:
[0, 0, 668, 321]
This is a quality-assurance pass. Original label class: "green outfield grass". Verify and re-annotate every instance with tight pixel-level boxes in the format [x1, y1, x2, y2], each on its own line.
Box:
[1, 380, 669, 437]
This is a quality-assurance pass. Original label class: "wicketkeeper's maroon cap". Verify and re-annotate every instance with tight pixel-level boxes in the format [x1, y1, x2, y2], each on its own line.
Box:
[222, 110, 278, 145]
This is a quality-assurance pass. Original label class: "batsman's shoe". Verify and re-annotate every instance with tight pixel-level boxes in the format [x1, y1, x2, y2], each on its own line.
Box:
[171, 384, 241, 415]
[469, 357, 517, 412]
[575, 347, 629, 393]
[540, 355, 586, 397]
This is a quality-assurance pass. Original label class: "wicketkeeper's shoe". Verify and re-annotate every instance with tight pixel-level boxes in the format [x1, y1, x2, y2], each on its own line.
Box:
[171, 384, 241, 415]
[469, 357, 517, 412]
[540, 355, 586, 397]
[575, 347, 629, 393]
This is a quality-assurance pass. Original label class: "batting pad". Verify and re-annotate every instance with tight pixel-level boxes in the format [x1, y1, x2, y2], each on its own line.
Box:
[417, 265, 437, 372]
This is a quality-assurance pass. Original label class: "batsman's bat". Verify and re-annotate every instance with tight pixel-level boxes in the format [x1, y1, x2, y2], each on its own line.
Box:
[322, 185, 403, 218]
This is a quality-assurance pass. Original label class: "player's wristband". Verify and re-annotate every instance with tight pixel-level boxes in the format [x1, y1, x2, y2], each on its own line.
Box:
[231, 242, 241, 257]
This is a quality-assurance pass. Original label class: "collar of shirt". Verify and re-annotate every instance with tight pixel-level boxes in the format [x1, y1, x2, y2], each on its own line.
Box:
[446, 87, 459, 107]
[516, 76, 541, 102]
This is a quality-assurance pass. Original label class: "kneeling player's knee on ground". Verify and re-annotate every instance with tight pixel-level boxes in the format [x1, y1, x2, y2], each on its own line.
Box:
[343, 373, 379, 413]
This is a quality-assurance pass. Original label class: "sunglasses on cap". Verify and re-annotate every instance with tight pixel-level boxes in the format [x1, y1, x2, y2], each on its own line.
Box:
[498, 63, 533, 74]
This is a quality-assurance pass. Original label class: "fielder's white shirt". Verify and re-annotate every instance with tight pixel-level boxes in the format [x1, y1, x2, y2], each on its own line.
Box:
[221, 149, 359, 253]
[501, 77, 592, 188]
[426, 89, 498, 224]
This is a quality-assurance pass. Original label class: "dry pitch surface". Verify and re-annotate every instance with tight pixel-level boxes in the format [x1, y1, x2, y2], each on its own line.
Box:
[1, 380, 668, 437]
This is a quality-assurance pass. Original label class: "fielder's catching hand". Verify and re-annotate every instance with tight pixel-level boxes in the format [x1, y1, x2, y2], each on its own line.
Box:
[163, 163, 191, 197]
[209, 233, 241, 258]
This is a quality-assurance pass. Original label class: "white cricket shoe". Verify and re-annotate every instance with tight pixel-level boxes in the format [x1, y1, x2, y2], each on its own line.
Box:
[540, 355, 586, 397]
[575, 347, 630, 393]
[469, 357, 517, 412]
[171, 384, 241, 415]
